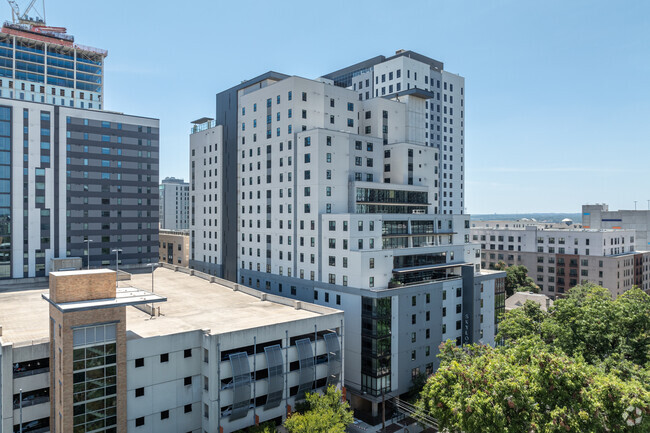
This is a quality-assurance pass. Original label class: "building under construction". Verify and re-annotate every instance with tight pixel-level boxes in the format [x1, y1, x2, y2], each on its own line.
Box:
[0, 19, 106, 109]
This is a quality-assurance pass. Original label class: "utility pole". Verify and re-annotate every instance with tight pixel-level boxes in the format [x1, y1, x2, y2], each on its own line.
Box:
[634, 201, 638, 210]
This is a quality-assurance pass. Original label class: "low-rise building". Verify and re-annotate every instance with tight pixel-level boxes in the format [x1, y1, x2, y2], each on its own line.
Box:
[472, 224, 650, 297]
[505, 291, 553, 312]
[159, 229, 190, 267]
[0, 266, 344, 433]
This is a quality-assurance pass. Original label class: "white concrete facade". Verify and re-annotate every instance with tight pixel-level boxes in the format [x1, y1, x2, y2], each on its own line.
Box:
[189, 60, 505, 414]
[189, 123, 223, 276]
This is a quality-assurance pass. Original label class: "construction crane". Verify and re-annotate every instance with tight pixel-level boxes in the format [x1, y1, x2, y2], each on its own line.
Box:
[6, 0, 46, 25]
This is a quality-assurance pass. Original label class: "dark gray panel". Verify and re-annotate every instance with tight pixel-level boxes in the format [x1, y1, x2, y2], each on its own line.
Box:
[264, 344, 284, 409]
[295, 338, 314, 400]
[229, 352, 251, 421]
[324, 333, 341, 388]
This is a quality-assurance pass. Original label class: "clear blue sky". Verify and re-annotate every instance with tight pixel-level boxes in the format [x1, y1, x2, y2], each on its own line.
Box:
[10, 0, 649, 214]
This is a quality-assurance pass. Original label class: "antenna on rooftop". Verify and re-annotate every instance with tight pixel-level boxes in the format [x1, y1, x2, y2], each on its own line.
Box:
[6, 0, 46, 25]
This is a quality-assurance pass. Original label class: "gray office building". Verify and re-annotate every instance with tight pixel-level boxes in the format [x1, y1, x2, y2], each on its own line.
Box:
[0, 98, 159, 278]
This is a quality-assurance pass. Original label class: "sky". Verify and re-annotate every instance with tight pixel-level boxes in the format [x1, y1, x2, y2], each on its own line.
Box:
[7, 0, 649, 214]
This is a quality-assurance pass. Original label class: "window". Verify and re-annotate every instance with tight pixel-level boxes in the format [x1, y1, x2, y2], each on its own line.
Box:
[160, 353, 169, 363]
[135, 417, 145, 427]
[161, 410, 169, 420]
[184, 376, 192, 386]
[135, 358, 144, 368]
[135, 387, 144, 397]
[184, 404, 192, 413]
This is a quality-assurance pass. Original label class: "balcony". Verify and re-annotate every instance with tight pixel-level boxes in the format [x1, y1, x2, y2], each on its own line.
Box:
[390, 264, 462, 288]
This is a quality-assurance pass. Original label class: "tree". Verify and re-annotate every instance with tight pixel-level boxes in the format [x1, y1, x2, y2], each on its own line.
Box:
[243, 422, 276, 433]
[498, 283, 650, 366]
[496, 300, 547, 342]
[492, 262, 539, 296]
[284, 386, 354, 433]
[419, 340, 650, 433]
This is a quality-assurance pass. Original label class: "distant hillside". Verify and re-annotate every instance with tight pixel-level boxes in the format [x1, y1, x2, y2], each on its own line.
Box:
[470, 213, 582, 224]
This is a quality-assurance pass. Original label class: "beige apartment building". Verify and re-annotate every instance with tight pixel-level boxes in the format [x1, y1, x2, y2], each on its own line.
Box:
[159, 230, 190, 267]
[471, 224, 650, 298]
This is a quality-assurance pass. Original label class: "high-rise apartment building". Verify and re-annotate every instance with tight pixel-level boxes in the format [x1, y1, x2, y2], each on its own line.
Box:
[159, 177, 189, 230]
[472, 222, 650, 297]
[189, 51, 504, 417]
[0, 20, 159, 279]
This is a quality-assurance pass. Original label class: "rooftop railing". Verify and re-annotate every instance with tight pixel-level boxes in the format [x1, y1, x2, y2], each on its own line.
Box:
[191, 120, 216, 134]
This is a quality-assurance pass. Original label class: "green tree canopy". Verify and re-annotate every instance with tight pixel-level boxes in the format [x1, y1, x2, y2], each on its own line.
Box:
[419, 340, 650, 433]
[284, 386, 354, 433]
[498, 284, 650, 366]
[493, 261, 539, 296]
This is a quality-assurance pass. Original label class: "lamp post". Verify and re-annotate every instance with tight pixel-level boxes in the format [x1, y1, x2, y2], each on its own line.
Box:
[147, 263, 158, 317]
[111, 249, 122, 287]
[19, 388, 22, 433]
[84, 239, 93, 270]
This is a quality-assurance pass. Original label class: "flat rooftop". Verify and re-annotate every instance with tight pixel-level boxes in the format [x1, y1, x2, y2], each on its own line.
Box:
[0, 267, 340, 345]
[0, 284, 50, 345]
[125, 268, 338, 339]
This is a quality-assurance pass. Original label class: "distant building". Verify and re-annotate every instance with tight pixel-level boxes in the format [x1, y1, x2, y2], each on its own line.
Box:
[472, 224, 650, 298]
[583, 203, 650, 251]
[0, 266, 344, 432]
[159, 229, 189, 267]
[471, 219, 584, 230]
[159, 177, 189, 230]
[505, 291, 553, 312]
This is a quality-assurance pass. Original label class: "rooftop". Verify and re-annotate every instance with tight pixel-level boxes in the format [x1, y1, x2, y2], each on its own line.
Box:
[506, 291, 553, 312]
[0, 266, 340, 345]
[124, 267, 339, 339]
